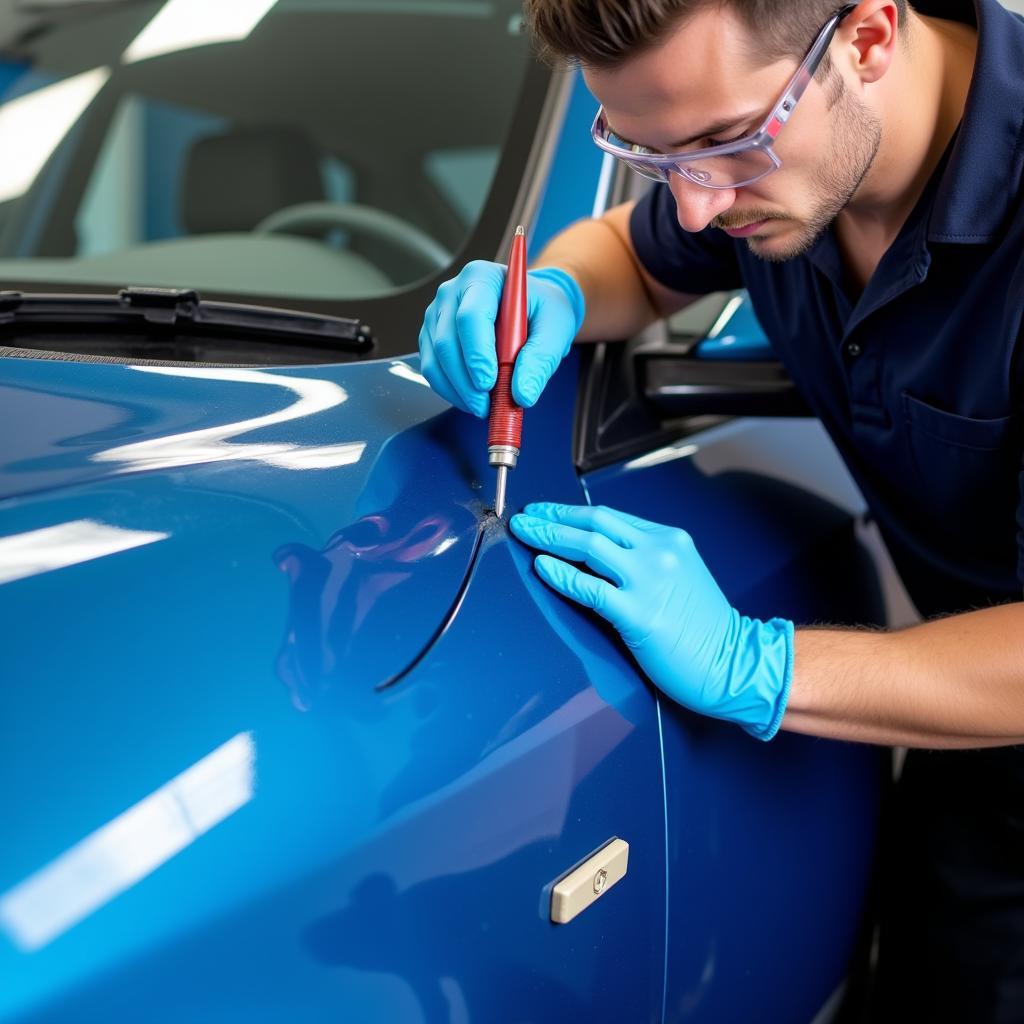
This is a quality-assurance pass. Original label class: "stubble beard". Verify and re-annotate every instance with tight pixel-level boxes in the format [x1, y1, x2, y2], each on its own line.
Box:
[739, 86, 883, 263]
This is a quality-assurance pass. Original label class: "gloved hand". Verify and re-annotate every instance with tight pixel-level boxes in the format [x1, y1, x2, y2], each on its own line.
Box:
[418, 260, 585, 418]
[509, 502, 793, 740]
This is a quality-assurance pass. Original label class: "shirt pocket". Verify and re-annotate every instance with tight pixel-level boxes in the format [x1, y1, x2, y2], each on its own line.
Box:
[901, 390, 1022, 555]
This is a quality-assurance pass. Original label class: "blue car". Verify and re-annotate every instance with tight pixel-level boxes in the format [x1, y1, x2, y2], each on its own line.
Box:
[0, 2, 886, 1021]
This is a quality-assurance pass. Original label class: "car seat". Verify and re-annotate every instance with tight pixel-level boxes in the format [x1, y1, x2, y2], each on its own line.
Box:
[180, 124, 324, 235]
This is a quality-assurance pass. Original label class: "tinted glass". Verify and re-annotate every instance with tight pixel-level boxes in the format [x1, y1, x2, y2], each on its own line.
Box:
[0, 0, 533, 304]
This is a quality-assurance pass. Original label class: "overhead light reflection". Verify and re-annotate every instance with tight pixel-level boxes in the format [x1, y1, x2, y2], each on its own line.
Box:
[92, 367, 362, 474]
[123, 0, 280, 64]
[0, 733, 255, 952]
[705, 294, 745, 339]
[0, 67, 110, 203]
[430, 536, 458, 557]
[623, 443, 699, 471]
[387, 361, 429, 387]
[0, 520, 167, 586]
[261, 442, 365, 470]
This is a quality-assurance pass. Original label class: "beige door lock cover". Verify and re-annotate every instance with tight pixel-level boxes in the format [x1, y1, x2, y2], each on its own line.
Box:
[550, 838, 629, 924]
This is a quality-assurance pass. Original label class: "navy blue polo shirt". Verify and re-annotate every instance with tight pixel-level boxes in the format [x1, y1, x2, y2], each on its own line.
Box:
[630, 0, 1024, 618]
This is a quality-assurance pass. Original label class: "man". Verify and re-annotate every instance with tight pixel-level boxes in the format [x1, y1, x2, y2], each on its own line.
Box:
[418, 0, 1024, 1018]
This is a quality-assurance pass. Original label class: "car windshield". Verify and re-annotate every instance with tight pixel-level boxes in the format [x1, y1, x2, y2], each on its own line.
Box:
[0, 0, 535, 323]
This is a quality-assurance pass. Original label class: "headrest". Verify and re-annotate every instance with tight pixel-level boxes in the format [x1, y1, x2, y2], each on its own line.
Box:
[181, 125, 324, 234]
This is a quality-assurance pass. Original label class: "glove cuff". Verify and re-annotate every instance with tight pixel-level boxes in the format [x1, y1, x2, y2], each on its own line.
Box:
[741, 617, 793, 741]
[528, 266, 586, 333]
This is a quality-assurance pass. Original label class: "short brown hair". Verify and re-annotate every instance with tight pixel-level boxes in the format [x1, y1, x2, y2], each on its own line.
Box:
[523, 0, 909, 70]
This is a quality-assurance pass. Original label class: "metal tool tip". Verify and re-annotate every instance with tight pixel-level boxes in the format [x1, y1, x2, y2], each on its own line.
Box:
[494, 466, 508, 518]
[515, 225, 525, 236]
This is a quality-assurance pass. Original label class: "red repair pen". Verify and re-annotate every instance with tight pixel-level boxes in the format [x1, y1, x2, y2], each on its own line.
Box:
[488, 224, 528, 517]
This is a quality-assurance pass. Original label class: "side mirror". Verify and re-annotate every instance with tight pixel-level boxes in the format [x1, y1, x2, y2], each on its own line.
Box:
[575, 291, 810, 475]
[638, 290, 810, 418]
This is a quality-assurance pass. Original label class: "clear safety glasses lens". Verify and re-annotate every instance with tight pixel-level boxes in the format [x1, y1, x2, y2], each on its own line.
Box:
[669, 146, 777, 188]
[609, 145, 775, 189]
[617, 156, 672, 183]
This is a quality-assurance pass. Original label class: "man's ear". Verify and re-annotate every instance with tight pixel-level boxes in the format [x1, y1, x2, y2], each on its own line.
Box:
[838, 0, 900, 85]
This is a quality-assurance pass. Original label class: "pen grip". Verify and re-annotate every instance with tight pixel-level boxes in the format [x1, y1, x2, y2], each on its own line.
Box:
[488, 363, 523, 449]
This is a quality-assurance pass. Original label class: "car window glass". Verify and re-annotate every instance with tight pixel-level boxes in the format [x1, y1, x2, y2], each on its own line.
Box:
[76, 95, 227, 255]
[320, 155, 355, 205]
[423, 146, 500, 227]
[0, 0, 533, 303]
[74, 95, 359, 256]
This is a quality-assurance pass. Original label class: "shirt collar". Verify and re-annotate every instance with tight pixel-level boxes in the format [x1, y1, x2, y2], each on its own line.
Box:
[922, 0, 1024, 243]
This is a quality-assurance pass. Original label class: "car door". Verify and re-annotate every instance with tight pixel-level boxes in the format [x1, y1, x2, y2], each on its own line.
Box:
[565, 152, 887, 1019]
[578, 332, 885, 1023]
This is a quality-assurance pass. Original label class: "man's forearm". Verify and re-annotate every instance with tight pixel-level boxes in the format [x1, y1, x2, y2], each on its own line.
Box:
[783, 602, 1024, 747]
[532, 207, 681, 341]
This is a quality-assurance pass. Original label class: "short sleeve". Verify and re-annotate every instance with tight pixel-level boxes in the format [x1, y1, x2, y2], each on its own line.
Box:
[1014, 254, 1024, 596]
[629, 183, 745, 295]
[1017, 468, 1024, 593]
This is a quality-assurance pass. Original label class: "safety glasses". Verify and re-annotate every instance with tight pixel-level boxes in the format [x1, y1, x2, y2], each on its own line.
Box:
[590, 4, 858, 189]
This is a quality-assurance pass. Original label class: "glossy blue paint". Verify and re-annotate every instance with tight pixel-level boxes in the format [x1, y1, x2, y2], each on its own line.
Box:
[583, 425, 884, 1023]
[0, 61, 27, 98]
[0, 61, 40, 102]
[530, 71, 608, 253]
[694, 291, 774, 360]
[0, 357, 484, 695]
[0, 352, 668, 1021]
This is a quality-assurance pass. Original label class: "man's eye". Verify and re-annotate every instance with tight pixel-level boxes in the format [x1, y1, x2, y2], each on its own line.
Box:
[707, 132, 746, 147]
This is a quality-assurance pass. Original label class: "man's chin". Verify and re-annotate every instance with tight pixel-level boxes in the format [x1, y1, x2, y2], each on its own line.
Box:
[745, 222, 820, 263]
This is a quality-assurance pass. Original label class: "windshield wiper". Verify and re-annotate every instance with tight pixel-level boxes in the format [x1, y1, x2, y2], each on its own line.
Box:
[15, 0, 147, 12]
[0, 287, 374, 365]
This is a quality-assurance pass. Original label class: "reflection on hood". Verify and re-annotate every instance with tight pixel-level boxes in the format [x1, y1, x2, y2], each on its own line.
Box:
[273, 413, 486, 710]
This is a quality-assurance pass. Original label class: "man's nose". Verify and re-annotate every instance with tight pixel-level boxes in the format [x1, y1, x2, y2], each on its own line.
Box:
[669, 174, 736, 232]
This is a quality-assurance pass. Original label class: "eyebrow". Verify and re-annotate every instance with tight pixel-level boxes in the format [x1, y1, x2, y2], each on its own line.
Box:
[607, 110, 763, 151]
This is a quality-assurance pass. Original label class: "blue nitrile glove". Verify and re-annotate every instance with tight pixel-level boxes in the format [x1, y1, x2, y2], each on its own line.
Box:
[418, 260, 585, 418]
[509, 503, 793, 740]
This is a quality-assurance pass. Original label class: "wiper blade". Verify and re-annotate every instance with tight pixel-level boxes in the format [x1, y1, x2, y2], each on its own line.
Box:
[15, 0, 147, 13]
[0, 287, 374, 356]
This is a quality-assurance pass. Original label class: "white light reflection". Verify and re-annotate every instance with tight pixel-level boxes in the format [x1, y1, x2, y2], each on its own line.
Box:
[0, 68, 110, 203]
[592, 152, 616, 219]
[430, 536, 458, 557]
[0, 733, 255, 952]
[261, 442, 365, 470]
[388, 361, 430, 387]
[93, 366, 365, 473]
[705, 294, 745, 340]
[0, 520, 167, 586]
[123, 0, 279, 64]
[623, 442, 699, 472]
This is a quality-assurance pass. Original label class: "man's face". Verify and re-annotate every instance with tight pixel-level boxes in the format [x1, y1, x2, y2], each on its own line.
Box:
[583, 6, 882, 261]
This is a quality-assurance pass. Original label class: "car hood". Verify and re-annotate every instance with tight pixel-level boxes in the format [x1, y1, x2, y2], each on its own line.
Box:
[0, 348, 587, 1014]
[0, 354, 505, 698]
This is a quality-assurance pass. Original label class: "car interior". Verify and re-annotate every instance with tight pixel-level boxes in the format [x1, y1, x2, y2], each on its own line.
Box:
[0, 0, 533, 297]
